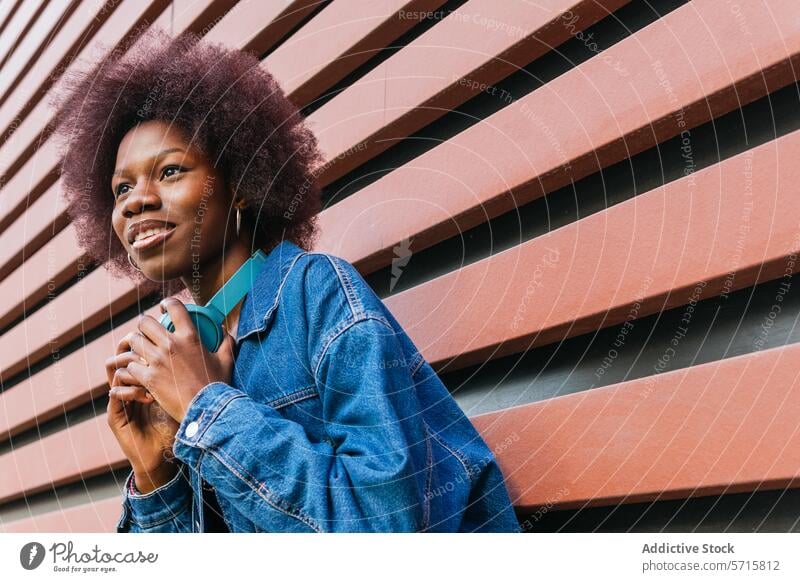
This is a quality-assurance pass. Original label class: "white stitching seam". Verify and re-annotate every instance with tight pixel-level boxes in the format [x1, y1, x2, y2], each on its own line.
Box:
[428, 430, 474, 483]
[312, 315, 394, 379]
[208, 445, 321, 532]
[266, 386, 319, 410]
[235, 251, 309, 346]
[317, 253, 364, 319]
[422, 421, 434, 531]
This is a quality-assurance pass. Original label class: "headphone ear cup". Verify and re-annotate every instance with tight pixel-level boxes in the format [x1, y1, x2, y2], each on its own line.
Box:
[190, 308, 224, 353]
[159, 311, 175, 332]
[158, 306, 224, 353]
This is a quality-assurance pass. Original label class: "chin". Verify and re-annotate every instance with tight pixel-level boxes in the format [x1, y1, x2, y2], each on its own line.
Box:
[139, 255, 189, 282]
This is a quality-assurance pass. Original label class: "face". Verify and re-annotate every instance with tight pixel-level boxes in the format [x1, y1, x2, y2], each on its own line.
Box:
[111, 120, 237, 282]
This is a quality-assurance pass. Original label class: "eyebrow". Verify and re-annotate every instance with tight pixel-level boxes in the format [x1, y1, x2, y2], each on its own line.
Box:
[112, 148, 186, 178]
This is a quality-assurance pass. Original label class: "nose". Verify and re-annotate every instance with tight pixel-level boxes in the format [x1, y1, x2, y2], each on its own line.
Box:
[121, 179, 161, 218]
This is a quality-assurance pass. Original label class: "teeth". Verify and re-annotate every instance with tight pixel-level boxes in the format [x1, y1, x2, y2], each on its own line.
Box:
[134, 226, 171, 242]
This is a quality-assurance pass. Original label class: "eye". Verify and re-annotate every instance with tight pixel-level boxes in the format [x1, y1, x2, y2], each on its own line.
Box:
[161, 165, 185, 179]
[113, 183, 130, 199]
[112, 165, 186, 201]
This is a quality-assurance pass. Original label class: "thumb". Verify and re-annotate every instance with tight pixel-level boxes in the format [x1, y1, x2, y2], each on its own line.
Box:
[107, 389, 130, 429]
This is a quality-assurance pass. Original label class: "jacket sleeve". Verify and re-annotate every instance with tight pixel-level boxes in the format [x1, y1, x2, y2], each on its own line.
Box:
[171, 316, 429, 532]
[116, 461, 194, 533]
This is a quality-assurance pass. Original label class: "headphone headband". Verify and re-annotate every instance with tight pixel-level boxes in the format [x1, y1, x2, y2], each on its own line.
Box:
[159, 247, 270, 352]
[207, 248, 268, 317]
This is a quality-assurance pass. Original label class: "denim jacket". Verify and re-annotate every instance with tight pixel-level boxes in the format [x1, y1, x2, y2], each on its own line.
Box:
[116, 240, 518, 532]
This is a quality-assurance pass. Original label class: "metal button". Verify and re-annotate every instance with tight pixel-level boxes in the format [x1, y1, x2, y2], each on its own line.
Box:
[185, 421, 199, 438]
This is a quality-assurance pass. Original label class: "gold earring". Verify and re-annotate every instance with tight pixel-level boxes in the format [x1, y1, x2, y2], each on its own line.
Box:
[128, 253, 142, 272]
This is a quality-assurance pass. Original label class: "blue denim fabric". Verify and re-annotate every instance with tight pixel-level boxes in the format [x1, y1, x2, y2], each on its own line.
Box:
[116, 240, 519, 532]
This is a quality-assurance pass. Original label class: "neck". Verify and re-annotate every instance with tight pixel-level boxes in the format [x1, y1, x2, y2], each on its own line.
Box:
[180, 240, 255, 335]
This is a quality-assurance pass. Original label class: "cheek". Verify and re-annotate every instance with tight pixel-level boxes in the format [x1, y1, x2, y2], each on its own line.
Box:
[187, 196, 230, 231]
[111, 215, 125, 244]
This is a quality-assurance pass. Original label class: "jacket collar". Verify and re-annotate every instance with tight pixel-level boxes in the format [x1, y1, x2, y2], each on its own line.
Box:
[234, 239, 306, 346]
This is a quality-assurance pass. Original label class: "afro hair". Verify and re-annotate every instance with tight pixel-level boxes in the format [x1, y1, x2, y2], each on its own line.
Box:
[48, 25, 323, 299]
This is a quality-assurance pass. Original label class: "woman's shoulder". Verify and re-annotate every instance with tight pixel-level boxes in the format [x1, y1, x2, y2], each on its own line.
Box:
[280, 250, 400, 369]
[286, 250, 388, 323]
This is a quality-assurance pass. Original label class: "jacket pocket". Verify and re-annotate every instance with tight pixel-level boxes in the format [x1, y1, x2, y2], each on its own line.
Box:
[265, 386, 326, 443]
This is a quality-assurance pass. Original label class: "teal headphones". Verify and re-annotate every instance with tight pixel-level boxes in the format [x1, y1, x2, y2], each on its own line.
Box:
[159, 248, 268, 352]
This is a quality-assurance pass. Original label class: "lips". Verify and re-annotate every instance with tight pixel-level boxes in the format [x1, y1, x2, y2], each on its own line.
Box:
[131, 224, 177, 251]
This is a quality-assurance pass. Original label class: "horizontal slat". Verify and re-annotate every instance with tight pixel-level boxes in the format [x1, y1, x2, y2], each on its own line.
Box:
[0, 496, 120, 533]
[0, 180, 68, 283]
[0, 227, 83, 331]
[0, 264, 139, 381]
[0, 0, 625, 264]
[263, 0, 448, 107]
[316, 0, 800, 273]
[0, 0, 69, 99]
[380, 128, 800, 371]
[0, 0, 21, 39]
[0, 306, 157, 442]
[203, 0, 318, 54]
[3, 124, 796, 412]
[0, 0, 170, 222]
[171, 0, 239, 38]
[0, 412, 123, 504]
[473, 342, 800, 511]
[0, 1, 220, 237]
[0, 0, 123, 147]
[0, 0, 621, 234]
[0, 137, 59, 233]
[305, 0, 628, 185]
[4, 340, 799, 523]
[0, 0, 41, 68]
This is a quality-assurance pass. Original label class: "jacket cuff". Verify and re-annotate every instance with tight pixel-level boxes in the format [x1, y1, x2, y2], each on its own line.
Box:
[172, 381, 247, 467]
[122, 462, 192, 528]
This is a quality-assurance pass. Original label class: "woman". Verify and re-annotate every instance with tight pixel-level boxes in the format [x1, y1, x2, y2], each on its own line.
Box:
[50, 27, 518, 533]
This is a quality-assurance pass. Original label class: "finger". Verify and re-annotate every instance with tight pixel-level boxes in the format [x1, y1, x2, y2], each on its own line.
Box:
[112, 366, 141, 388]
[110, 368, 153, 402]
[115, 330, 135, 356]
[107, 388, 127, 426]
[160, 297, 197, 339]
[110, 384, 153, 403]
[106, 351, 143, 385]
[108, 389, 140, 427]
[137, 313, 172, 350]
[125, 360, 154, 396]
[107, 351, 140, 371]
[125, 329, 159, 363]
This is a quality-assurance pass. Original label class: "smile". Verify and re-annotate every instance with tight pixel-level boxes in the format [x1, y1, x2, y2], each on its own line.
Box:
[131, 224, 177, 251]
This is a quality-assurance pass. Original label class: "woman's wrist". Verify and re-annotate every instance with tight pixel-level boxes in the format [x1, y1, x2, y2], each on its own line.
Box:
[131, 462, 180, 494]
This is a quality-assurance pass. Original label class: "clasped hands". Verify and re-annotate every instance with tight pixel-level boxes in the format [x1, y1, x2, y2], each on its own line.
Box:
[105, 297, 236, 423]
